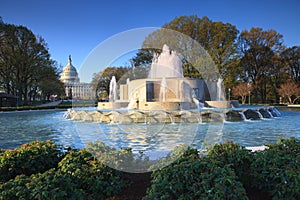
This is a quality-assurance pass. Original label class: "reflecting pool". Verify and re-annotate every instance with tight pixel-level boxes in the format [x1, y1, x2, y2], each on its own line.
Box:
[0, 108, 300, 153]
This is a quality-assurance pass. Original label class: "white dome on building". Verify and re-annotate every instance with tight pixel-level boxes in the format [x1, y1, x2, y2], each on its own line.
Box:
[60, 55, 93, 99]
[60, 55, 80, 83]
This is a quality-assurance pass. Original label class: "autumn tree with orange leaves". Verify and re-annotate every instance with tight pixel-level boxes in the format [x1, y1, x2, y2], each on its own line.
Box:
[278, 82, 300, 104]
[232, 83, 253, 104]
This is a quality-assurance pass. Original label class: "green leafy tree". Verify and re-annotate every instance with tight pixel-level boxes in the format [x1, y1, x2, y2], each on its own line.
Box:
[0, 23, 16, 94]
[133, 15, 239, 86]
[131, 48, 157, 79]
[37, 64, 65, 101]
[91, 67, 129, 100]
[162, 15, 239, 81]
[0, 20, 63, 105]
[281, 46, 300, 85]
[238, 27, 284, 103]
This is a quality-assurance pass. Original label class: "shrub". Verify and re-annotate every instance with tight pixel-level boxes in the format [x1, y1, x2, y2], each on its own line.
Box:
[57, 149, 127, 198]
[144, 147, 248, 200]
[86, 140, 150, 172]
[250, 137, 300, 199]
[0, 140, 62, 182]
[207, 141, 253, 186]
[0, 170, 84, 200]
[0, 148, 127, 199]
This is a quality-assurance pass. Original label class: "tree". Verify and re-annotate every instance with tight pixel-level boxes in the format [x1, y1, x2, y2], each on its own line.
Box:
[133, 15, 239, 83]
[34, 63, 65, 101]
[131, 48, 157, 79]
[0, 20, 64, 105]
[281, 46, 300, 85]
[232, 83, 253, 104]
[238, 27, 284, 103]
[91, 67, 129, 100]
[0, 23, 16, 94]
[278, 82, 300, 104]
[162, 15, 239, 83]
[134, 16, 226, 80]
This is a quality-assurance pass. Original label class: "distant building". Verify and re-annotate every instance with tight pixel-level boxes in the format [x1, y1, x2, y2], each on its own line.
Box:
[0, 93, 17, 107]
[60, 55, 93, 99]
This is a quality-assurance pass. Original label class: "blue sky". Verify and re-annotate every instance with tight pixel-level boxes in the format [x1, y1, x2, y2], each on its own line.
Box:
[1, 0, 299, 82]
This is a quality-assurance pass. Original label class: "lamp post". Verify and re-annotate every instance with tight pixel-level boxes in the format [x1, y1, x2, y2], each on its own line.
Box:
[16, 90, 19, 107]
[248, 91, 251, 105]
[228, 88, 231, 100]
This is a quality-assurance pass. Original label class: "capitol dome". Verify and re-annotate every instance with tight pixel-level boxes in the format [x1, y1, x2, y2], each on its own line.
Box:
[60, 55, 80, 83]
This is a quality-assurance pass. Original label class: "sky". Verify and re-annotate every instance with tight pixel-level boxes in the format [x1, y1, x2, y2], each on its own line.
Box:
[1, 0, 300, 82]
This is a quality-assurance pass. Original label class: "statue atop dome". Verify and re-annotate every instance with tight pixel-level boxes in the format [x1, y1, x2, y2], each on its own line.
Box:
[60, 55, 80, 83]
[60, 55, 93, 99]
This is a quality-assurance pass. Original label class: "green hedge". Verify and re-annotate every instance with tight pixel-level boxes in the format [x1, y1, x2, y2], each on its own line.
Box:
[250, 138, 300, 199]
[0, 141, 62, 183]
[0, 142, 126, 199]
[145, 138, 300, 199]
[207, 141, 253, 187]
[1, 138, 300, 199]
[144, 147, 248, 200]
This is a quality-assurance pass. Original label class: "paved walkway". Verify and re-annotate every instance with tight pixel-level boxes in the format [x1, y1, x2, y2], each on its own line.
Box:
[37, 100, 62, 107]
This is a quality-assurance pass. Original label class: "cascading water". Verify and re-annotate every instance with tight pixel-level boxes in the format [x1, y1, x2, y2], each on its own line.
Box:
[127, 91, 138, 109]
[266, 109, 274, 118]
[63, 112, 70, 119]
[109, 76, 117, 102]
[148, 44, 183, 78]
[217, 77, 225, 101]
[239, 112, 247, 121]
[159, 77, 167, 102]
[82, 112, 89, 121]
[192, 97, 204, 110]
[255, 110, 264, 119]
[271, 107, 281, 117]
[192, 89, 204, 110]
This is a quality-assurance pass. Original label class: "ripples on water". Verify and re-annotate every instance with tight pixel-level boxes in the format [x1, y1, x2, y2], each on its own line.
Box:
[0, 109, 300, 154]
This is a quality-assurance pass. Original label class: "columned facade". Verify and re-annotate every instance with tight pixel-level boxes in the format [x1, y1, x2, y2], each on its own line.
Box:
[60, 55, 93, 99]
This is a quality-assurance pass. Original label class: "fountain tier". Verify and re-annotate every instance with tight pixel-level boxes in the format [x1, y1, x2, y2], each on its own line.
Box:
[98, 77, 207, 111]
[148, 44, 183, 78]
[97, 44, 235, 110]
[66, 107, 281, 123]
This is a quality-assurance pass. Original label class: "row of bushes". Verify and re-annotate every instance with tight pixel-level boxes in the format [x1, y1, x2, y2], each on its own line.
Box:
[0, 141, 126, 199]
[1, 138, 300, 199]
[0, 101, 97, 112]
[146, 138, 300, 199]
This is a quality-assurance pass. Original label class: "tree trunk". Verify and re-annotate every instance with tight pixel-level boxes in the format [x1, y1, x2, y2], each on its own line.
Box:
[23, 88, 28, 106]
[288, 96, 292, 104]
[242, 96, 246, 104]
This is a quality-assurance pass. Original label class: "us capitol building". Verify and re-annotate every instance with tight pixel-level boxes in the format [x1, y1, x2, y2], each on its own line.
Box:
[60, 55, 93, 99]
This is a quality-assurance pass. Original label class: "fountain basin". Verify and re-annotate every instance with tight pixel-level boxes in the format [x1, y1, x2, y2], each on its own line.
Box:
[98, 102, 129, 110]
[204, 100, 240, 108]
[98, 101, 197, 111]
[66, 106, 281, 124]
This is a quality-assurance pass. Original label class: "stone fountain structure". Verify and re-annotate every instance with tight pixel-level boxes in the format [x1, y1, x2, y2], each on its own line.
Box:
[98, 44, 211, 111]
[66, 44, 281, 123]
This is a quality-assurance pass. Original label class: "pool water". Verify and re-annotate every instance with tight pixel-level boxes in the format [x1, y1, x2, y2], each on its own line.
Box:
[0, 108, 299, 153]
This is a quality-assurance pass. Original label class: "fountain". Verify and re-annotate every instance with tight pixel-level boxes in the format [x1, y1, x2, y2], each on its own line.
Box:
[68, 44, 280, 124]
[126, 78, 130, 85]
[109, 76, 117, 102]
[204, 77, 236, 108]
[159, 77, 167, 102]
[217, 77, 224, 101]
[98, 44, 205, 111]
[148, 44, 183, 78]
